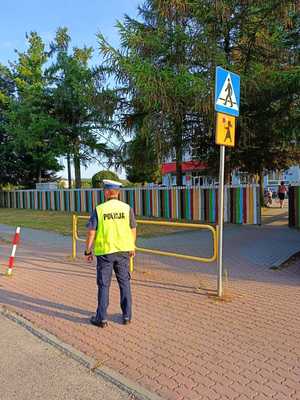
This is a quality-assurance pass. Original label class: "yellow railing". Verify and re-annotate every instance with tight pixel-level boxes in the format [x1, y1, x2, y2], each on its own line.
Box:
[72, 215, 218, 271]
[135, 220, 217, 263]
[72, 215, 88, 259]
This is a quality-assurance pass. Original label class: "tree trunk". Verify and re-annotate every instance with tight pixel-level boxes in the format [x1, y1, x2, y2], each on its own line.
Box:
[225, 173, 231, 185]
[176, 154, 183, 186]
[175, 124, 183, 187]
[36, 169, 41, 184]
[66, 153, 72, 189]
[73, 152, 81, 189]
[259, 170, 264, 204]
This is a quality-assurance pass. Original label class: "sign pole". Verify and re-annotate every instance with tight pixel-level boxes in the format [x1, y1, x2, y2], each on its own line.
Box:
[215, 66, 240, 297]
[217, 144, 225, 297]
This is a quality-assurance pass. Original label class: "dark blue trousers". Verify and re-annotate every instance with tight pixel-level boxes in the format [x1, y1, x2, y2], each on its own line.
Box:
[95, 252, 132, 322]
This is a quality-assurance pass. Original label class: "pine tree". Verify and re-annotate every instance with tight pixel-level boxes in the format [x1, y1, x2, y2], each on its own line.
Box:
[98, 0, 208, 185]
[192, 0, 300, 193]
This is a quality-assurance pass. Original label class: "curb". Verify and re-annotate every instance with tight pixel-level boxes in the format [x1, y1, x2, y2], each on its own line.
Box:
[0, 307, 163, 400]
[271, 250, 300, 270]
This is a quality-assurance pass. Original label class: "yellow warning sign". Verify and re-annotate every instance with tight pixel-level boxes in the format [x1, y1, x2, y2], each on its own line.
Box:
[216, 112, 236, 147]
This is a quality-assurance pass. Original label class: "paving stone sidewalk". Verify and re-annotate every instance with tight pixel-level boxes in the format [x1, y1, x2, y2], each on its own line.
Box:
[0, 208, 300, 400]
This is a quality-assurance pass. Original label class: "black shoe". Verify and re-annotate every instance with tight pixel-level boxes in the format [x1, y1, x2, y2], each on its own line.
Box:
[90, 316, 108, 328]
[123, 318, 131, 325]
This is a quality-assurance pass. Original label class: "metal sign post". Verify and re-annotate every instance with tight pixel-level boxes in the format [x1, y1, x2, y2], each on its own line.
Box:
[215, 66, 240, 297]
[217, 145, 225, 297]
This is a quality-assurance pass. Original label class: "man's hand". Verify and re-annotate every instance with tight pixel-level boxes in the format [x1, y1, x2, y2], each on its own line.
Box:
[85, 229, 96, 263]
[129, 250, 136, 258]
[84, 250, 93, 263]
[86, 254, 93, 263]
[130, 228, 136, 259]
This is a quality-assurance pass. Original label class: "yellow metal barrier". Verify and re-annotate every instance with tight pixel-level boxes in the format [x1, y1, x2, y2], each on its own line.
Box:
[72, 215, 88, 259]
[72, 215, 217, 271]
[135, 220, 217, 263]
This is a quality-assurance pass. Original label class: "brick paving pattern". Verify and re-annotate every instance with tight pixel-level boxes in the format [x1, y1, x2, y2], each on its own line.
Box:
[0, 209, 300, 400]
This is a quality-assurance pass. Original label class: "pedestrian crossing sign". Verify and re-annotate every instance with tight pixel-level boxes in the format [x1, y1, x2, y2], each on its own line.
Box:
[215, 67, 240, 117]
[216, 112, 236, 147]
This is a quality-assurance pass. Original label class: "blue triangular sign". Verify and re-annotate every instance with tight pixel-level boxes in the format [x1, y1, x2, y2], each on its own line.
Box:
[215, 67, 240, 117]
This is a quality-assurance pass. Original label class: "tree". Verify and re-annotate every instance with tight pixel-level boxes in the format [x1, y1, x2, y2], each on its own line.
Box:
[237, 1, 300, 193]
[98, 0, 208, 185]
[92, 170, 119, 188]
[3, 33, 62, 187]
[124, 133, 161, 183]
[0, 64, 19, 186]
[99, 0, 300, 192]
[48, 27, 117, 188]
[190, 0, 300, 195]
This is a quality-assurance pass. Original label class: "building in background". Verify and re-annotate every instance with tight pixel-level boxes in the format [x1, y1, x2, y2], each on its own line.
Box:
[35, 182, 58, 191]
[161, 160, 218, 186]
[162, 151, 300, 188]
[161, 147, 218, 186]
[232, 166, 300, 190]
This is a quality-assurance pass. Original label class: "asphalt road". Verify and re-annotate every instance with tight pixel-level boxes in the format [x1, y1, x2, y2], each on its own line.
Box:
[0, 314, 132, 400]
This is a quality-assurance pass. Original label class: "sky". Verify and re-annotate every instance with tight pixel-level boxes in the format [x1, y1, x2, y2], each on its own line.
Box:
[0, 0, 141, 180]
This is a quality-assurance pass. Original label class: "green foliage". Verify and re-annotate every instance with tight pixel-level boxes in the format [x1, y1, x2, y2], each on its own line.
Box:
[98, 1, 209, 185]
[81, 179, 92, 188]
[47, 27, 117, 188]
[1, 3, 300, 189]
[91, 170, 119, 188]
[125, 133, 161, 183]
[0, 65, 14, 185]
[222, 2, 299, 173]
[99, 0, 300, 186]
[190, 0, 300, 181]
[1, 33, 62, 187]
[0, 28, 119, 188]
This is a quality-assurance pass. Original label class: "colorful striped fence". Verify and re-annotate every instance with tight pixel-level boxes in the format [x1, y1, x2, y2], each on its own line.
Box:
[0, 185, 261, 224]
[288, 186, 300, 228]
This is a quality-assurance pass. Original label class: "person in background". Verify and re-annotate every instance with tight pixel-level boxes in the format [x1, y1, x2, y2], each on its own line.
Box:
[85, 179, 136, 328]
[264, 187, 273, 207]
[278, 181, 287, 208]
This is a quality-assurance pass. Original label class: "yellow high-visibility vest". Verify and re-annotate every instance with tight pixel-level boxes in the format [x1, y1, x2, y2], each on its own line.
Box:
[94, 199, 134, 256]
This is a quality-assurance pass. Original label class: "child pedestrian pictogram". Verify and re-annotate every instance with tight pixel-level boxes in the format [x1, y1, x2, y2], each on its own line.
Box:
[224, 118, 232, 143]
[216, 112, 236, 147]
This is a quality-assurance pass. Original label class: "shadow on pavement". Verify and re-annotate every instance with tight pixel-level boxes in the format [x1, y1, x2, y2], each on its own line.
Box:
[0, 288, 91, 324]
[17, 262, 95, 280]
[132, 277, 216, 296]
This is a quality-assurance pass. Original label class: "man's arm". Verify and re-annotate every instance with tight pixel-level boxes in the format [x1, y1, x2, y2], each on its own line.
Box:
[130, 228, 136, 258]
[131, 227, 136, 245]
[85, 210, 98, 260]
[86, 229, 96, 253]
[129, 208, 137, 257]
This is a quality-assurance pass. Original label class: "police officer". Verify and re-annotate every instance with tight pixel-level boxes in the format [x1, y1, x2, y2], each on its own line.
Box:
[85, 179, 136, 328]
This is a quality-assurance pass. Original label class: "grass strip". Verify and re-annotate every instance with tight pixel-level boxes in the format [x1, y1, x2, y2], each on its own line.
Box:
[0, 208, 189, 238]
